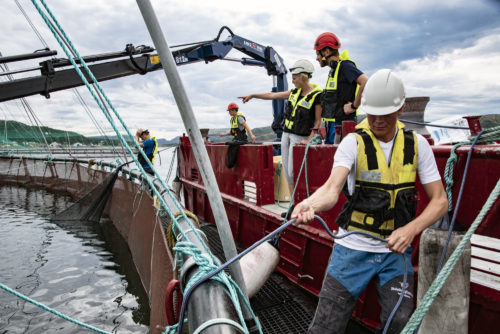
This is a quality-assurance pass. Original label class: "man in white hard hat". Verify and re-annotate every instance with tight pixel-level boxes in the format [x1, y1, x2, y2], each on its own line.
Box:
[292, 69, 448, 333]
[239, 59, 323, 219]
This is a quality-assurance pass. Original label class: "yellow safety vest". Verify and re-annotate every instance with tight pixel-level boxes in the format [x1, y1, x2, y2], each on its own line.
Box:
[336, 119, 419, 238]
[230, 112, 247, 141]
[322, 50, 360, 122]
[150, 136, 158, 163]
[284, 84, 322, 136]
[137, 136, 158, 167]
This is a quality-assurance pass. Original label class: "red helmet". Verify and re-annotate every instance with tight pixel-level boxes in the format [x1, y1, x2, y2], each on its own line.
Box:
[227, 103, 239, 111]
[314, 32, 341, 51]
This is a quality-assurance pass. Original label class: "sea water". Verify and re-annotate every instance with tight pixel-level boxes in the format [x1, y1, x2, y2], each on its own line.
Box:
[0, 185, 150, 333]
[0, 148, 178, 333]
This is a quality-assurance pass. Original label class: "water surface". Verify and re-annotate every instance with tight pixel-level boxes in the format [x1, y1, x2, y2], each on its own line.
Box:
[0, 185, 149, 333]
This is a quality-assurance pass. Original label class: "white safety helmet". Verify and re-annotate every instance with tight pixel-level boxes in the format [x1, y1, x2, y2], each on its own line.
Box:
[359, 69, 406, 116]
[289, 59, 315, 76]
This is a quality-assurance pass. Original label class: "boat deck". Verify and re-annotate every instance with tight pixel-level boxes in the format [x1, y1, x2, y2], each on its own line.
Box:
[201, 223, 373, 334]
[261, 202, 291, 216]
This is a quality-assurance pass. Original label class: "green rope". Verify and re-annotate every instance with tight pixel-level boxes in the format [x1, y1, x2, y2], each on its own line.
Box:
[401, 178, 500, 333]
[32, 0, 205, 251]
[443, 126, 500, 211]
[31, 1, 261, 332]
[0, 282, 111, 334]
[281, 134, 323, 221]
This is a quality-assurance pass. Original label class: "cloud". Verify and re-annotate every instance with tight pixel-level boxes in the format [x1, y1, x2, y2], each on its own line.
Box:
[1, 0, 499, 140]
[396, 28, 500, 120]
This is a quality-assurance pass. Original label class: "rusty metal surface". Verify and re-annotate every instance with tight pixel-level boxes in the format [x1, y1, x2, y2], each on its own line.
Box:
[0, 157, 174, 333]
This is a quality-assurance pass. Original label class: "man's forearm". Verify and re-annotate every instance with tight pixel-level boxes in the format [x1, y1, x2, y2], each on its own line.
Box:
[353, 74, 368, 108]
[411, 197, 448, 234]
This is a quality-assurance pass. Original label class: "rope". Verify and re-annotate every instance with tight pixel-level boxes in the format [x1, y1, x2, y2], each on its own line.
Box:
[31, 2, 261, 332]
[165, 144, 179, 183]
[437, 130, 484, 273]
[0, 282, 111, 334]
[192, 318, 247, 334]
[173, 215, 408, 334]
[279, 134, 323, 222]
[402, 178, 500, 333]
[166, 211, 200, 250]
[444, 126, 500, 210]
[31, 0, 204, 247]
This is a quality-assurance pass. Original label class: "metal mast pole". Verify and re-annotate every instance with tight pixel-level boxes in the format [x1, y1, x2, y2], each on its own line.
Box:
[135, 0, 250, 309]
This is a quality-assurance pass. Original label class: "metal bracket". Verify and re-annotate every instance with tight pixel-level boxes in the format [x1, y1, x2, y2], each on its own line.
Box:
[40, 60, 55, 99]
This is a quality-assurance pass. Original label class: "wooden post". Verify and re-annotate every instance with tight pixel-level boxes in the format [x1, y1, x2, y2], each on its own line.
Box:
[417, 228, 471, 333]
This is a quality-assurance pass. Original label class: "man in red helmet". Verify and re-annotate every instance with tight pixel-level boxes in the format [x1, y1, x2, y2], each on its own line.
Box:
[314, 32, 368, 144]
[218, 103, 256, 142]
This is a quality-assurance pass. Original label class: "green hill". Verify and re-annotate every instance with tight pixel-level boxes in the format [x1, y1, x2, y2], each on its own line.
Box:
[0, 120, 133, 146]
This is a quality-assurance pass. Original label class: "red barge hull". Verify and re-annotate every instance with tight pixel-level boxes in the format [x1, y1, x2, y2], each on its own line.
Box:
[178, 135, 500, 332]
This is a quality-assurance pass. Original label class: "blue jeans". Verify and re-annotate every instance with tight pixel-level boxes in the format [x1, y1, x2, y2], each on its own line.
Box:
[308, 244, 414, 334]
[324, 121, 338, 144]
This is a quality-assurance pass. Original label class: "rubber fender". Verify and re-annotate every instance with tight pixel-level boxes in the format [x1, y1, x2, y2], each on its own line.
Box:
[240, 241, 280, 298]
[165, 279, 183, 325]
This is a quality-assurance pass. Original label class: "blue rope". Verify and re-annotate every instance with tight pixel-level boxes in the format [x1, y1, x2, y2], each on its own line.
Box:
[413, 129, 487, 333]
[0, 282, 111, 334]
[437, 129, 484, 273]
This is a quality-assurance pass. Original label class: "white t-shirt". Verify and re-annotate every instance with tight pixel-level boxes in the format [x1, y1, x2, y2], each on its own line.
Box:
[332, 129, 441, 252]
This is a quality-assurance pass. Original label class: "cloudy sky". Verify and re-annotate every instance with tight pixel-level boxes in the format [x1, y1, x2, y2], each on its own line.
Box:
[1, 0, 499, 140]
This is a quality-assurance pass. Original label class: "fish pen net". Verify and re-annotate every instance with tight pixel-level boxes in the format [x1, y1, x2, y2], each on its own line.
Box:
[50, 168, 120, 222]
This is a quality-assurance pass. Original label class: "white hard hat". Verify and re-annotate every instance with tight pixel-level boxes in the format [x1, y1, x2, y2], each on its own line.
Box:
[289, 59, 314, 75]
[359, 69, 406, 116]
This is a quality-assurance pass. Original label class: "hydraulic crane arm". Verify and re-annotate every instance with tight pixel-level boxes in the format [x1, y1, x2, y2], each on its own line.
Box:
[0, 45, 158, 102]
[0, 27, 288, 135]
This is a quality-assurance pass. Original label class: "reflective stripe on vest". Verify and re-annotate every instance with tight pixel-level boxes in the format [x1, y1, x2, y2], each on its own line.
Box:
[137, 136, 158, 168]
[284, 84, 322, 131]
[230, 112, 247, 140]
[322, 50, 360, 122]
[150, 136, 158, 163]
[341, 119, 418, 238]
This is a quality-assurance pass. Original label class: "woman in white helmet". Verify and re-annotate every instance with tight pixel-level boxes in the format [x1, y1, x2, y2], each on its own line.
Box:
[239, 59, 323, 218]
[292, 69, 448, 333]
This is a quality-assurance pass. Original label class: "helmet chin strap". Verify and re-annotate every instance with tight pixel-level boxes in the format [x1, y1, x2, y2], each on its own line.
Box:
[320, 50, 328, 67]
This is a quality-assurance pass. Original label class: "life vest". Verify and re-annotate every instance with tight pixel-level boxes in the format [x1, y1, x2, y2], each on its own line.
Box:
[336, 119, 419, 238]
[137, 136, 158, 169]
[321, 50, 360, 122]
[284, 84, 322, 136]
[230, 112, 248, 141]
